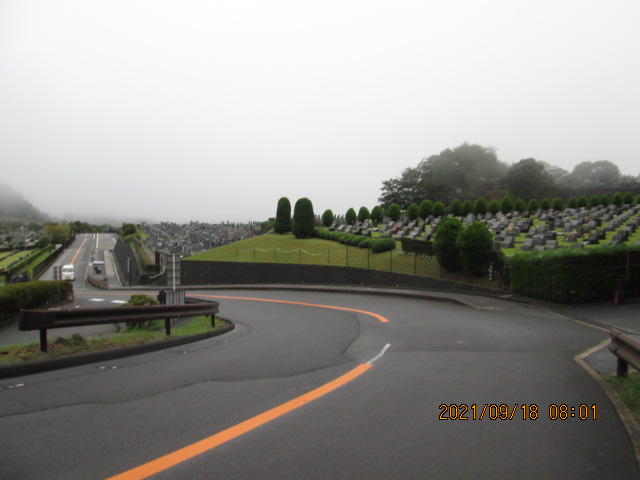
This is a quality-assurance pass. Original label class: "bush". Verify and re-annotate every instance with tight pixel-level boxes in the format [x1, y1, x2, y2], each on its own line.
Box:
[371, 238, 396, 253]
[371, 206, 384, 224]
[567, 196, 578, 209]
[540, 197, 551, 210]
[500, 195, 513, 214]
[322, 209, 334, 227]
[590, 195, 600, 208]
[386, 203, 401, 221]
[527, 198, 539, 212]
[293, 197, 316, 238]
[406, 203, 419, 221]
[122, 294, 160, 330]
[401, 237, 434, 256]
[488, 200, 500, 215]
[514, 198, 526, 213]
[358, 238, 372, 249]
[456, 222, 494, 276]
[612, 192, 623, 207]
[346, 208, 357, 225]
[433, 202, 445, 217]
[510, 247, 629, 304]
[552, 197, 564, 211]
[462, 199, 474, 216]
[420, 199, 434, 219]
[274, 197, 292, 234]
[623, 192, 634, 205]
[449, 199, 462, 217]
[0, 281, 73, 317]
[434, 217, 463, 271]
[577, 196, 588, 208]
[474, 197, 488, 215]
[357, 206, 371, 223]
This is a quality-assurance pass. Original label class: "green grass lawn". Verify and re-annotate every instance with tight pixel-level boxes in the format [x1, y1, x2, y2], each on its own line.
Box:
[185, 233, 495, 287]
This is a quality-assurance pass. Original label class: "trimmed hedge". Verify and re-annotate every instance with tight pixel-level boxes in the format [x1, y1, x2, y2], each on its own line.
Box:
[0, 281, 74, 317]
[510, 247, 630, 304]
[400, 237, 434, 257]
[371, 238, 396, 253]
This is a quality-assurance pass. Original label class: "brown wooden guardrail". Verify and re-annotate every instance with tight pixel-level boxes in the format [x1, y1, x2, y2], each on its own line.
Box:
[19, 300, 219, 353]
[609, 329, 640, 376]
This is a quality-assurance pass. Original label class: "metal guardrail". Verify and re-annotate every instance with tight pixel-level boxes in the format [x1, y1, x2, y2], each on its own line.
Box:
[19, 300, 219, 353]
[609, 329, 640, 376]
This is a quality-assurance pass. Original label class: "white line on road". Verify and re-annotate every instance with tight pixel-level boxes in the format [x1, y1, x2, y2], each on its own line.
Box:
[367, 343, 391, 364]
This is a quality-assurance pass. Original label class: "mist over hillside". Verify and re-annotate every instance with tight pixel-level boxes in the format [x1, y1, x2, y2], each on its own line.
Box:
[0, 183, 50, 222]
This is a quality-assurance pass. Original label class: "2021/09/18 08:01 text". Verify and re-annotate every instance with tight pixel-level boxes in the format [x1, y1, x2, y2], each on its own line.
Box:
[439, 404, 598, 421]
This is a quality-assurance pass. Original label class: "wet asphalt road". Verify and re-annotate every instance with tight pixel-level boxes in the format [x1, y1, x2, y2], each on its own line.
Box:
[1, 285, 637, 479]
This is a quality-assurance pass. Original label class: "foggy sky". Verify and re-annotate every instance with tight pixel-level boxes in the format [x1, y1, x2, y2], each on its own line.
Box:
[1, 0, 639, 224]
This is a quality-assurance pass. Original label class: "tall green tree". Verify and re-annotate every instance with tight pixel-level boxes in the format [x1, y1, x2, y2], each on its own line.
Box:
[379, 143, 507, 207]
[503, 158, 557, 201]
[292, 198, 315, 238]
[274, 197, 292, 234]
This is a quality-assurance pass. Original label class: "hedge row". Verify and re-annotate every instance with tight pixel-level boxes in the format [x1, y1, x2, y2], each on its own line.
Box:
[400, 237, 434, 257]
[315, 230, 396, 253]
[510, 247, 630, 304]
[0, 280, 74, 317]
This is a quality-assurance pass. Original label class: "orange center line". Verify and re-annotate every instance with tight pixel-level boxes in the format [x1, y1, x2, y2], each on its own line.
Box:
[196, 294, 390, 323]
[69, 233, 90, 265]
[106, 363, 373, 480]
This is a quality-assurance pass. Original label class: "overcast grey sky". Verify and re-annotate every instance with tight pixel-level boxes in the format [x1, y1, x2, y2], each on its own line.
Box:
[1, 1, 639, 224]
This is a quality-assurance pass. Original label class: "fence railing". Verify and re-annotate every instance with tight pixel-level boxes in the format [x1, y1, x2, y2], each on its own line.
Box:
[19, 299, 219, 352]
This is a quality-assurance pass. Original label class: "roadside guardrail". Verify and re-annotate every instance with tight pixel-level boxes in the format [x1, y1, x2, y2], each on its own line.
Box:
[19, 299, 219, 352]
[609, 329, 640, 376]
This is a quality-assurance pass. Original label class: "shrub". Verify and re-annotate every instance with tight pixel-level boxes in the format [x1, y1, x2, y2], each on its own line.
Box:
[292, 197, 316, 238]
[510, 247, 629, 303]
[612, 192, 623, 207]
[462, 199, 474, 216]
[449, 199, 462, 217]
[456, 222, 494, 276]
[420, 199, 434, 219]
[345, 208, 357, 225]
[567, 196, 578, 209]
[635, 194, 640, 205]
[488, 200, 500, 215]
[358, 238, 372, 249]
[590, 195, 600, 208]
[0, 281, 73, 317]
[434, 217, 463, 271]
[552, 197, 564, 211]
[357, 206, 371, 223]
[500, 195, 513, 214]
[371, 238, 396, 253]
[623, 192, 634, 205]
[600, 194, 610, 207]
[122, 294, 160, 330]
[274, 197, 292, 234]
[540, 197, 551, 210]
[577, 196, 588, 208]
[401, 237, 434, 256]
[322, 209, 334, 227]
[386, 203, 401, 221]
[527, 198, 539, 212]
[371, 205, 384, 224]
[514, 198, 526, 213]
[406, 203, 419, 221]
[433, 201, 445, 217]
[474, 197, 488, 215]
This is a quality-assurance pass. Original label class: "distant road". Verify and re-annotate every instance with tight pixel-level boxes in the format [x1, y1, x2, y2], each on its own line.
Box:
[39, 233, 119, 286]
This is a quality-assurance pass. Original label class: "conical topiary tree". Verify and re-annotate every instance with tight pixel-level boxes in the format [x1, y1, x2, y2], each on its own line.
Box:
[274, 197, 292, 234]
[292, 197, 316, 238]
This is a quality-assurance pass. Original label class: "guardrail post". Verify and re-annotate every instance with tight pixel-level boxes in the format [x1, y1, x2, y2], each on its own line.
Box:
[165, 318, 171, 336]
[40, 329, 48, 353]
[617, 357, 629, 377]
